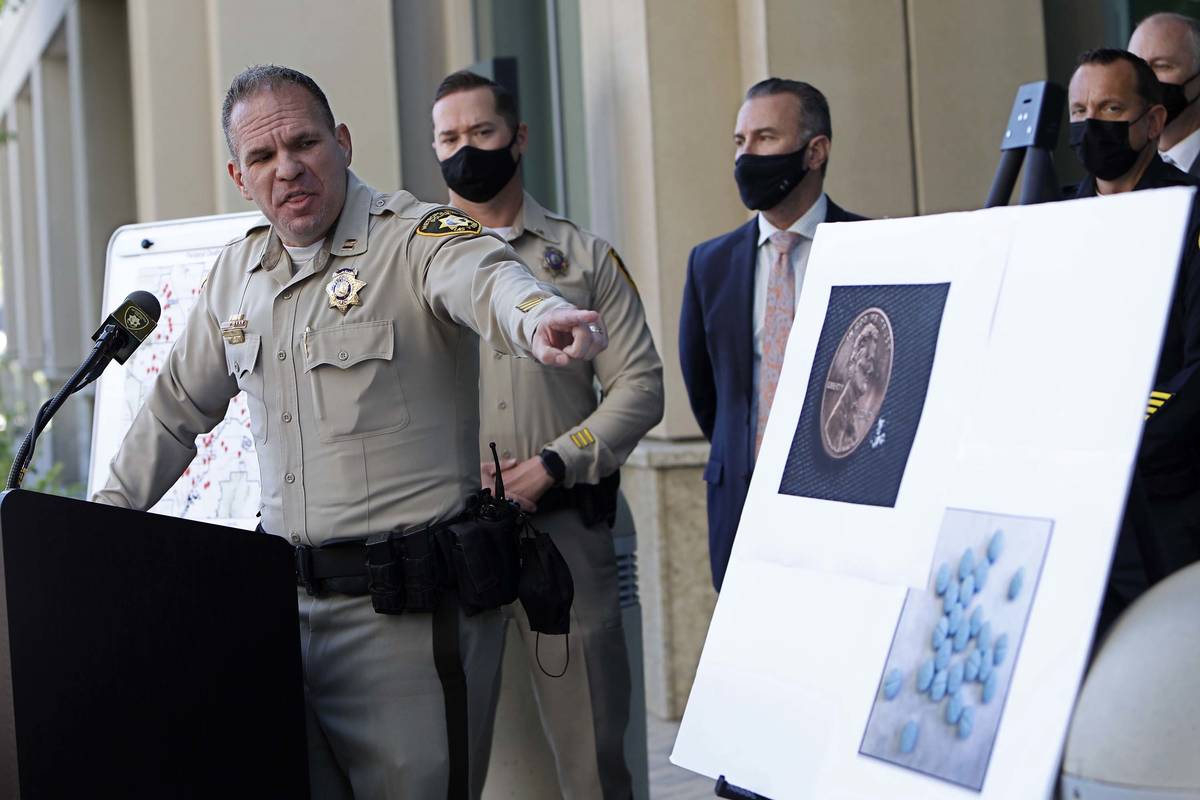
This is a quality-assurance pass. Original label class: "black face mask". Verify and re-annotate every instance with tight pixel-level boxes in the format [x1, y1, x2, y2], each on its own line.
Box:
[439, 130, 520, 203]
[1161, 71, 1200, 124]
[733, 140, 812, 210]
[1069, 109, 1152, 181]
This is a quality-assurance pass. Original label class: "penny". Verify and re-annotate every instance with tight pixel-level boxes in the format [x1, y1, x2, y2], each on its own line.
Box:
[819, 307, 893, 458]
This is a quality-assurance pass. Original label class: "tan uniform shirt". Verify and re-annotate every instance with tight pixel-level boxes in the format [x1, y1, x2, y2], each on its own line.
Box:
[479, 193, 663, 486]
[94, 172, 570, 545]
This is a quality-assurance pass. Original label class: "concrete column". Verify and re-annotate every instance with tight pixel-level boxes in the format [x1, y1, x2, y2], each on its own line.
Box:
[6, 95, 46, 370]
[208, 0, 402, 213]
[31, 39, 90, 483]
[67, 0, 136, 331]
[126, 0, 215, 221]
[0, 112, 17, 360]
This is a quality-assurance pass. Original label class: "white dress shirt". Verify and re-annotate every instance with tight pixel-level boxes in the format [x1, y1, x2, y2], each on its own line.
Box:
[1163, 126, 1200, 174]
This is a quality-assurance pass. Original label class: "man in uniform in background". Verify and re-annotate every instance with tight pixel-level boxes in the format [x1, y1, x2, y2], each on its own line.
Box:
[93, 64, 608, 799]
[1130, 12, 1200, 175]
[432, 70, 664, 799]
[1067, 48, 1200, 629]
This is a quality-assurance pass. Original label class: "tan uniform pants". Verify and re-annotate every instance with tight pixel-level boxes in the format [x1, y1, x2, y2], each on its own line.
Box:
[500, 506, 633, 799]
[299, 588, 505, 799]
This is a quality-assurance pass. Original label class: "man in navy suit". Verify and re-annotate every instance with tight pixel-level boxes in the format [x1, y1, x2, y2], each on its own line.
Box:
[679, 78, 865, 590]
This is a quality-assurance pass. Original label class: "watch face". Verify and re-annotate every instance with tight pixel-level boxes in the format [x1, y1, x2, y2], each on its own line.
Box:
[779, 283, 948, 508]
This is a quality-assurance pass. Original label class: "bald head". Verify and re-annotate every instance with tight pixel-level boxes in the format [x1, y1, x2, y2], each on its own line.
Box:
[1130, 13, 1200, 149]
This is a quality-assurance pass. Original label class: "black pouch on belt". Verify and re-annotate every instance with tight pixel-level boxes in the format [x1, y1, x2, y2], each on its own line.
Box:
[518, 525, 574, 635]
[442, 491, 521, 615]
[365, 534, 406, 614]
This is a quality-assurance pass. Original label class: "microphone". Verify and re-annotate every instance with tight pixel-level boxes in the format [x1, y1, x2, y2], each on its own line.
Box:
[91, 290, 161, 365]
[4, 289, 162, 490]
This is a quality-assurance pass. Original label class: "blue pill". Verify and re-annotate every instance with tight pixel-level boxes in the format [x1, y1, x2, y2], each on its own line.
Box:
[944, 579, 959, 612]
[900, 720, 919, 754]
[965, 649, 981, 681]
[947, 606, 962, 635]
[982, 670, 998, 703]
[974, 559, 989, 591]
[952, 622, 970, 652]
[959, 548, 975, 580]
[916, 659, 935, 693]
[978, 621, 992, 651]
[988, 530, 1004, 563]
[932, 616, 949, 649]
[883, 668, 903, 700]
[978, 650, 994, 682]
[1008, 567, 1025, 601]
[947, 661, 964, 694]
[930, 669, 948, 701]
[993, 633, 1009, 666]
[957, 706, 975, 739]
[935, 639, 952, 671]
[960, 574, 976, 602]
[935, 563, 951, 595]
[969, 606, 984, 638]
[946, 689, 964, 724]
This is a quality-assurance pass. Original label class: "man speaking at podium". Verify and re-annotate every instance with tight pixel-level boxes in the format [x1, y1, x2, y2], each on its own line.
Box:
[92, 65, 607, 799]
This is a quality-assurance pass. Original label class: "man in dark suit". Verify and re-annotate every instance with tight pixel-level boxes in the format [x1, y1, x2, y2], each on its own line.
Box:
[1130, 12, 1200, 177]
[679, 78, 864, 590]
[1067, 47, 1200, 630]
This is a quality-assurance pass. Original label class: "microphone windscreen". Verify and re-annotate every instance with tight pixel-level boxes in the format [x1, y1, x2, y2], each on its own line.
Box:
[125, 290, 162, 323]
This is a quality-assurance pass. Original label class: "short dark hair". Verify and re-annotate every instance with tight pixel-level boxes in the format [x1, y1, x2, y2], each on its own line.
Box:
[745, 77, 832, 141]
[1075, 48, 1164, 107]
[433, 70, 520, 134]
[222, 65, 336, 160]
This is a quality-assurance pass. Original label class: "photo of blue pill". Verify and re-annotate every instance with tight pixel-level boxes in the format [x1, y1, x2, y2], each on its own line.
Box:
[965, 649, 981, 681]
[988, 529, 1004, 563]
[977, 621, 992, 651]
[917, 659, 935, 693]
[900, 720, 919, 754]
[969, 606, 984, 637]
[952, 622, 970, 652]
[974, 559, 989, 591]
[935, 563, 951, 595]
[957, 706, 975, 740]
[883, 668, 903, 700]
[933, 616, 949, 649]
[944, 579, 959, 612]
[936, 639, 951, 670]
[1008, 567, 1025, 601]
[960, 573, 976, 602]
[959, 548, 975, 580]
[978, 651, 994, 682]
[982, 670, 998, 703]
[946, 689, 964, 724]
[993, 633, 1009, 665]
[947, 606, 962, 635]
[930, 669, 948, 701]
[947, 661, 964, 694]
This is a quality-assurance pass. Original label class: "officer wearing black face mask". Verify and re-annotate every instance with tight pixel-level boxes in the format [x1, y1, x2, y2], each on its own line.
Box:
[1068, 48, 1200, 632]
[679, 78, 865, 591]
[1131, 12, 1200, 176]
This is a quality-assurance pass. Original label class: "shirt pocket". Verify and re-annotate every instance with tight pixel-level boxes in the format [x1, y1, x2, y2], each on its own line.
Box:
[223, 334, 268, 443]
[303, 319, 410, 442]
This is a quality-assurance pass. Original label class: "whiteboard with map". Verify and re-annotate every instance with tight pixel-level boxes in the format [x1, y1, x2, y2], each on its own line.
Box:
[87, 212, 264, 529]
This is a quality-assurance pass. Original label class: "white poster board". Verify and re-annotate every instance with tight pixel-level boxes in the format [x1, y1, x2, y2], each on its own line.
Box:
[672, 188, 1194, 799]
[87, 212, 264, 529]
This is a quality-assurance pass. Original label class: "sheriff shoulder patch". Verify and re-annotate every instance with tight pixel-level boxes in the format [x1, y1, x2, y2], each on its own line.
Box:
[416, 208, 483, 238]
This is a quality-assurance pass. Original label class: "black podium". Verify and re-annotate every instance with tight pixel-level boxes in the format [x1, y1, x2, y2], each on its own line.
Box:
[0, 490, 308, 798]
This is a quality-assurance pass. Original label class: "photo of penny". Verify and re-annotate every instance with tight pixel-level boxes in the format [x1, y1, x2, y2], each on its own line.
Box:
[820, 308, 894, 459]
[779, 283, 948, 507]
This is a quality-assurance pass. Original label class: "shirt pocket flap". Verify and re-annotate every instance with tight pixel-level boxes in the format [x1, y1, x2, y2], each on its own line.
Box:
[223, 334, 261, 379]
[304, 320, 395, 372]
[703, 457, 723, 485]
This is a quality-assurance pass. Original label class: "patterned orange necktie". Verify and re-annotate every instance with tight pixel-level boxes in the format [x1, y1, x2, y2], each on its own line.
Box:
[755, 231, 804, 458]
